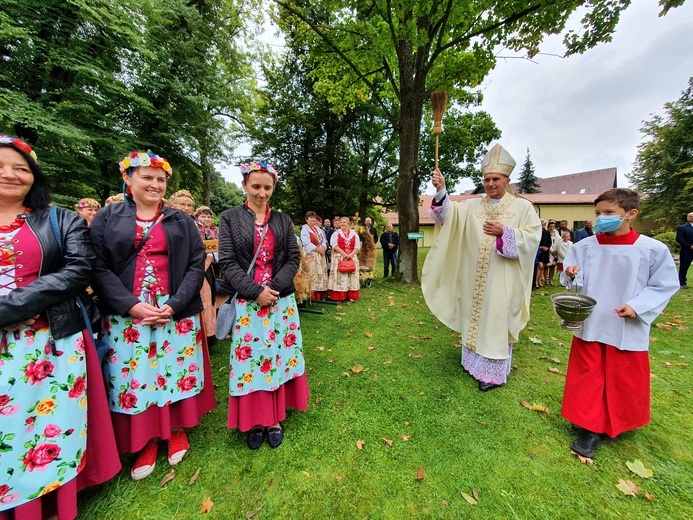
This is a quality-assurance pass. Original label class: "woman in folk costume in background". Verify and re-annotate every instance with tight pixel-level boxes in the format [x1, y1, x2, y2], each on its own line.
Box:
[168, 189, 195, 216]
[74, 198, 100, 226]
[104, 193, 124, 205]
[423, 144, 541, 391]
[0, 137, 120, 520]
[194, 205, 218, 346]
[300, 210, 329, 300]
[218, 162, 309, 450]
[90, 152, 215, 480]
[328, 216, 361, 302]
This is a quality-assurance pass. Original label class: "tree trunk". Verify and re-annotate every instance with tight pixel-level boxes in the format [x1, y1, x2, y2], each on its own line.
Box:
[200, 142, 211, 206]
[395, 41, 424, 284]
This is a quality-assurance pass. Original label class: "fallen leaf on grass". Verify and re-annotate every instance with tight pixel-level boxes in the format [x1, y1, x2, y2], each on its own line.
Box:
[547, 367, 561, 374]
[383, 360, 392, 365]
[245, 506, 263, 519]
[367, 345, 376, 350]
[529, 337, 542, 344]
[160, 469, 175, 487]
[550, 337, 559, 341]
[365, 332, 374, 337]
[626, 460, 654, 478]
[302, 471, 311, 479]
[550, 357, 561, 364]
[460, 491, 478, 505]
[335, 475, 343, 482]
[558, 342, 565, 346]
[188, 467, 201, 485]
[315, 346, 325, 351]
[571, 450, 596, 464]
[644, 492, 656, 501]
[615, 478, 640, 497]
[650, 373, 658, 379]
[411, 354, 422, 359]
[415, 466, 425, 481]
[382, 438, 393, 447]
[442, 499, 449, 506]
[404, 421, 411, 426]
[519, 401, 551, 414]
[388, 296, 395, 306]
[351, 365, 364, 374]
[356, 440, 365, 450]
[200, 498, 214, 513]
[472, 488, 479, 501]
[341, 372, 351, 377]
[402, 435, 412, 441]
[373, 373, 378, 380]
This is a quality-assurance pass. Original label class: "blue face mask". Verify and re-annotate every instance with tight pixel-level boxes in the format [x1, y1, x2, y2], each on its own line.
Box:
[593, 215, 625, 233]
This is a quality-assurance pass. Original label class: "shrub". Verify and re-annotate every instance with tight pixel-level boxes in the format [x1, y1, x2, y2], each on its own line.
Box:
[652, 231, 678, 254]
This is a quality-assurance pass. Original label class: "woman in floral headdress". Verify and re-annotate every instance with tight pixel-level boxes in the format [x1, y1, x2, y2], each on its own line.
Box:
[218, 161, 309, 449]
[90, 152, 215, 481]
[168, 189, 195, 216]
[104, 193, 124, 205]
[74, 198, 101, 226]
[0, 136, 120, 520]
[193, 205, 218, 346]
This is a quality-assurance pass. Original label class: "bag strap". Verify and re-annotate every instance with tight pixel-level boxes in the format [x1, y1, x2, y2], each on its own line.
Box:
[49, 206, 94, 333]
[224, 223, 269, 304]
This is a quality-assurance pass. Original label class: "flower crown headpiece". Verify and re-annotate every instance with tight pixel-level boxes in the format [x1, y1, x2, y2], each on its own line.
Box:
[194, 205, 213, 218]
[0, 135, 38, 163]
[240, 161, 278, 182]
[105, 193, 124, 205]
[170, 189, 194, 203]
[75, 198, 100, 210]
[119, 151, 172, 179]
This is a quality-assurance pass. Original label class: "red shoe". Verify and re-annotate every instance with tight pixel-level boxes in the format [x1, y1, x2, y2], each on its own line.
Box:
[131, 439, 159, 480]
[167, 430, 189, 465]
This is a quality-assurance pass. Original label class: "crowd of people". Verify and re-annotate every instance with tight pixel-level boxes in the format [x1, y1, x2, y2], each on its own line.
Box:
[0, 135, 685, 519]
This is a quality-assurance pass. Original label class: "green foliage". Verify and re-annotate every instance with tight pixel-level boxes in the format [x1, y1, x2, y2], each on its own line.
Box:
[0, 0, 254, 204]
[517, 147, 541, 194]
[209, 170, 244, 216]
[630, 77, 693, 227]
[653, 231, 679, 254]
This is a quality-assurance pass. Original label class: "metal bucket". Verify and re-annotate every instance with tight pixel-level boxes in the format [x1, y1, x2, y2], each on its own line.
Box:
[550, 292, 597, 331]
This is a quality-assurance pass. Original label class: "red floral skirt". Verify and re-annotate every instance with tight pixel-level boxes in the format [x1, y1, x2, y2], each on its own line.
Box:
[0, 333, 121, 520]
[110, 336, 216, 454]
[227, 373, 309, 432]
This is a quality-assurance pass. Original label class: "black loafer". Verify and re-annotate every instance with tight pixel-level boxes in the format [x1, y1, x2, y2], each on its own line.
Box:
[267, 427, 284, 448]
[247, 427, 265, 450]
[478, 381, 501, 392]
[571, 430, 601, 458]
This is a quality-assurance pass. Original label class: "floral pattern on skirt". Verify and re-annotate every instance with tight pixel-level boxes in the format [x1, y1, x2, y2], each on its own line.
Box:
[0, 326, 88, 512]
[102, 294, 205, 415]
[305, 250, 328, 292]
[229, 294, 305, 397]
[328, 252, 360, 292]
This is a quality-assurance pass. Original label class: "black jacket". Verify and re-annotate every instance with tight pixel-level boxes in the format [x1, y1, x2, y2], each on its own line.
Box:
[380, 230, 399, 251]
[90, 200, 204, 319]
[677, 223, 693, 260]
[0, 207, 99, 339]
[218, 205, 299, 300]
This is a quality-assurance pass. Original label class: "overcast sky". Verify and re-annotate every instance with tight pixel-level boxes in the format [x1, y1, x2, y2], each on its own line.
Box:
[222, 2, 693, 195]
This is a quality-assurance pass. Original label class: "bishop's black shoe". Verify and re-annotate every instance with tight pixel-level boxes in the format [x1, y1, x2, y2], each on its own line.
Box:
[571, 430, 601, 458]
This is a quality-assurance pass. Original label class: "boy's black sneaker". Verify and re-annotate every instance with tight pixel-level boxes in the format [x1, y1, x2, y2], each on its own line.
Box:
[571, 430, 601, 458]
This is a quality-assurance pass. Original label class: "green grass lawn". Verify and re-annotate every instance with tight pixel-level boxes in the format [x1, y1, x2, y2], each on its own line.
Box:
[78, 248, 693, 519]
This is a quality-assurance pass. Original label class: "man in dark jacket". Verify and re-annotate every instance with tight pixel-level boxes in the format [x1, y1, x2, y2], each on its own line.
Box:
[676, 212, 693, 288]
[574, 219, 593, 242]
[380, 223, 399, 278]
